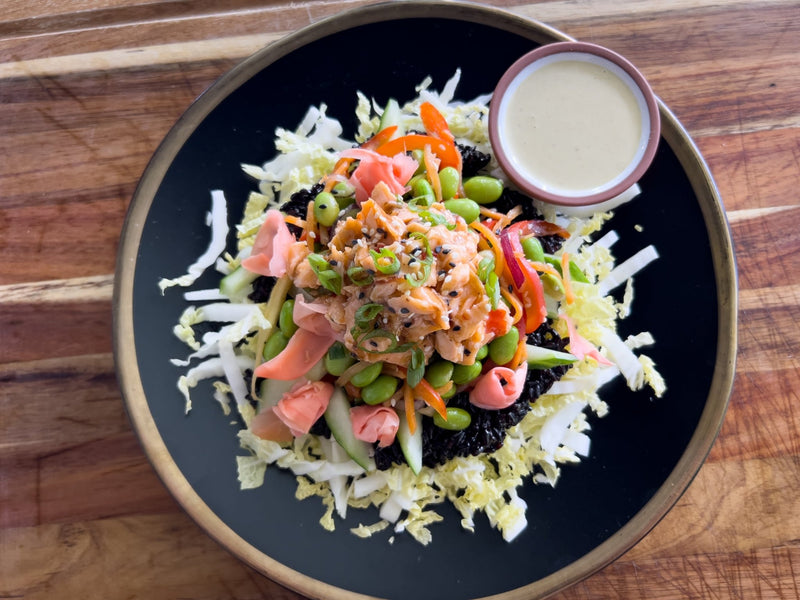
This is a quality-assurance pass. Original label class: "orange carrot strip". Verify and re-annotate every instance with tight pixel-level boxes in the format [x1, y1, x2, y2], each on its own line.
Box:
[561, 252, 575, 304]
[423, 144, 442, 204]
[434, 381, 454, 396]
[305, 200, 317, 251]
[470, 220, 506, 276]
[508, 338, 527, 371]
[362, 125, 399, 150]
[323, 157, 353, 193]
[376, 134, 460, 170]
[419, 102, 454, 142]
[284, 214, 306, 228]
[478, 206, 507, 221]
[500, 288, 523, 325]
[414, 379, 448, 420]
[404, 383, 417, 435]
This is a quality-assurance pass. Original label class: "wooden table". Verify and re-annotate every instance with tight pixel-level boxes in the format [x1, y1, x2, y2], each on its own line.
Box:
[1, 1, 798, 598]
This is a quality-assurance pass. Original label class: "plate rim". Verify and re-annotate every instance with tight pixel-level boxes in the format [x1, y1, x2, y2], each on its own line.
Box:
[112, 2, 738, 599]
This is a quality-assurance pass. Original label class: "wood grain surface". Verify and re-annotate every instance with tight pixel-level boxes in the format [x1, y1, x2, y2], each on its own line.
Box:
[1, 0, 798, 598]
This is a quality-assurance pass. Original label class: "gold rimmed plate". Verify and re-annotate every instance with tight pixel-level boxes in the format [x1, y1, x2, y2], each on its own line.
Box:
[113, 2, 737, 599]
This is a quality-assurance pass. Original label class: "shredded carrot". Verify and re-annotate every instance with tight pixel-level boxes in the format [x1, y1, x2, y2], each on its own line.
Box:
[414, 379, 448, 420]
[323, 157, 353, 193]
[423, 144, 442, 204]
[508, 338, 527, 371]
[561, 252, 575, 304]
[479, 206, 507, 221]
[305, 200, 317, 251]
[470, 220, 506, 277]
[529, 260, 562, 280]
[500, 287, 523, 324]
[404, 383, 417, 435]
[284, 214, 306, 228]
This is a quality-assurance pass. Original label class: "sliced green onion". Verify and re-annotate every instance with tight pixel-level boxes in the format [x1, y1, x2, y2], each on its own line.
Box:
[307, 253, 342, 294]
[486, 271, 500, 309]
[477, 252, 495, 283]
[405, 262, 431, 288]
[406, 347, 426, 389]
[347, 265, 374, 286]
[369, 248, 401, 275]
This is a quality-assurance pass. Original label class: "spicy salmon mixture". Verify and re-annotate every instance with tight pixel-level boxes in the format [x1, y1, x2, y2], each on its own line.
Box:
[162, 72, 665, 544]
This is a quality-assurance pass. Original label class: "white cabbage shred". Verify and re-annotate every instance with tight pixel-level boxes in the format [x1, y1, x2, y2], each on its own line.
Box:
[161, 72, 666, 545]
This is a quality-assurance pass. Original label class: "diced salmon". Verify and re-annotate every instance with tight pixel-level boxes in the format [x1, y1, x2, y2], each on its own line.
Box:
[285, 241, 319, 289]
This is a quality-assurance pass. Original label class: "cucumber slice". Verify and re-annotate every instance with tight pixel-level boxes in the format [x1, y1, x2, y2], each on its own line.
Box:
[324, 388, 372, 470]
[396, 411, 422, 475]
[379, 98, 404, 138]
[219, 266, 258, 298]
[526, 345, 578, 369]
[258, 358, 327, 408]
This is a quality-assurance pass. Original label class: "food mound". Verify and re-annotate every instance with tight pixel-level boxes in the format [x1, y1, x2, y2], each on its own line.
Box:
[161, 71, 665, 544]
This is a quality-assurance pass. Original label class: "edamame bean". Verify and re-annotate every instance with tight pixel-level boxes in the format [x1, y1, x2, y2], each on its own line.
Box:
[489, 327, 520, 365]
[521, 237, 545, 263]
[313, 191, 339, 227]
[263, 331, 289, 361]
[475, 345, 489, 361]
[443, 198, 480, 224]
[463, 176, 504, 204]
[425, 360, 454, 389]
[433, 407, 472, 431]
[412, 178, 434, 199]
[439, 166, 460, 200]
[452, 360, 482, 385]
[440, 384, 457, 400]
[349, 362, 383, 387]
[278, 298, 298, 337]
[361, 375, 399, 405]
[324, 342, 355, 376]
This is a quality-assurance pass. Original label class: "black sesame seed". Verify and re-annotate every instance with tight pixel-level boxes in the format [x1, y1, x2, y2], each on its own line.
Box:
[442, 248, 451, 254]
[408, 257, 417, 265]
[500, 378, 508, 387]
[400, 308, 410, 314]
[508, 284, 514, 292]
[464, 349, 471, 356]
[358, 292, 366, 299]
[453, 325, 461, 331]
[434, 245, 443, 253]
[403, 322, 412, 328]
[370, 341, 379, 348]
[448, 262, 456, 268]
[376, 227, 386, 235]
[329, 259, 338, 266]
[448, 291, 458, 297]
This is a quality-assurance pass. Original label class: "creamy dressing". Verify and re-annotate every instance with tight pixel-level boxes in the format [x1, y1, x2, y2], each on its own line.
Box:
[502, 59, 644, 193]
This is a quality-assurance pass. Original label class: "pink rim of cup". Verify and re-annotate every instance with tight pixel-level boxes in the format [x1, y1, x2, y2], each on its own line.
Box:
[488, 41, 661, 207]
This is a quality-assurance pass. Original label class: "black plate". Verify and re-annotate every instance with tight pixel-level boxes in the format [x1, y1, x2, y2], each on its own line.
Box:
[113, 2, 737, 599]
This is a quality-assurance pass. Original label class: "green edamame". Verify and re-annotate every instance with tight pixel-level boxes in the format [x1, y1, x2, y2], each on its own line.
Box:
[521, 237, 545, 264]
[489, 327, 519, 365]
[263, 331, 289, 361]
[440, 384, 457, 400]
[324, 342, 355, 376]
[439, 166, 460, 200]
[278, 298, 298, 338]
[349, 362, 383, 387]
[433, 407, 472, 431]
[361, 375, 399, 405]
[443, 198, 480, 223]
[412, 177, 434, 199]
[425, 360, 454, 389]
[463, 176, 504, 204]
[475, 345, 489, 361]
[452, 360, 482, 385]
[313, 191, 339, 227]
